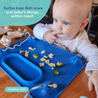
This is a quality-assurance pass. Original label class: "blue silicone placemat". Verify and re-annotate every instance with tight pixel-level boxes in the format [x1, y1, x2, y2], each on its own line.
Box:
[0, 36, 86, 98]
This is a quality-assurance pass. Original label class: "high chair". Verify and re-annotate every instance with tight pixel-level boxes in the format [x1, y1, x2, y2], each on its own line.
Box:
[87, 2, 98, 46]
[87, 3, 98, 35]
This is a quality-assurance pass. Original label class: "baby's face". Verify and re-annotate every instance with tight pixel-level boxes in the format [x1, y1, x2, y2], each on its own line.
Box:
[53, 1, 83, 40]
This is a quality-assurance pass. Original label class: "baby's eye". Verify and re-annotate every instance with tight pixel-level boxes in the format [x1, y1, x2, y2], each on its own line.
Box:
[54, 19, 58, 22]
[63, 21, 69, 25]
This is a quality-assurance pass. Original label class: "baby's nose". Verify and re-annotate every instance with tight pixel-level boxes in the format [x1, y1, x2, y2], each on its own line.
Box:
[56, 24, 62, 31]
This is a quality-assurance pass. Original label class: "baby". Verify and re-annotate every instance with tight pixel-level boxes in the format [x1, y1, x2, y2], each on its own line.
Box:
[33, 0, 98, 97]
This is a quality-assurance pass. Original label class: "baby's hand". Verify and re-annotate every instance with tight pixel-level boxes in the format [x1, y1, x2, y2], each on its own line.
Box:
[88, 70, 98, 98]
[43, 30, 57, 44]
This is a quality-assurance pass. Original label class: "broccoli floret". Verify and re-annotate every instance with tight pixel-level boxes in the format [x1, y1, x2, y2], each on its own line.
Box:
[43, 55, 48, 59]
[53, 64, 56, 67]
[33, 54, 39, 58]
[51, 67, 54, 70]
[54, 70, 59, 75]
[55, 62, 64, 67]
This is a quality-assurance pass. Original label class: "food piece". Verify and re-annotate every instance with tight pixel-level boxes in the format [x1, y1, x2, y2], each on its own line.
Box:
[33, 48, 36, 50]
[48, 63, 55, 67]
[33, 54, 39, 58]
[28, 47, 32, 50]
[40, 58, 45, 61]
[25, 50, 30, 57]
[51, 67, 54, 70]
[7, 30, 24, 38]
[23, 29, 27, 33]
[45, 59, 49, 64]
[28, 47, 36, 51]
[55, 61, 64, 67]
[53, 64, 56, 67]
[18, 28, 22, 32]
[0, 35, 11, 46]
[43, 55, 48, 59]
[54, 70, 59, 75]
[19, 50, 24, 54]
[0, 26, 14, 35]
[7, 28, 27, 39]
[48, 53, 54, 58]
[41, 50, 45, 54]
[39, 63, 45, 67]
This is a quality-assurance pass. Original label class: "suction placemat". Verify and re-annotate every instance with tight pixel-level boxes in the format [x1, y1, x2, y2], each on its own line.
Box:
[0, 36, 86, 98]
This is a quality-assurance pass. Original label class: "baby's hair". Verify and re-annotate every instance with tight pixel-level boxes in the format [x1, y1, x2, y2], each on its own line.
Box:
[54, 0, 92, 20]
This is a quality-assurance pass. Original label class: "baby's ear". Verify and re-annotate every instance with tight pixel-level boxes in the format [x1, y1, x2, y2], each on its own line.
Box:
[79, 18, 89, 31]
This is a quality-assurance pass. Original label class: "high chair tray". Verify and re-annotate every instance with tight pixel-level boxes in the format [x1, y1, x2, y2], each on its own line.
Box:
[0, 36, 86, 98]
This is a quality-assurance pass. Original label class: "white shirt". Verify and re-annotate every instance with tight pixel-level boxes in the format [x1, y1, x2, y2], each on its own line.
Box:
[33, 23, 98, 76]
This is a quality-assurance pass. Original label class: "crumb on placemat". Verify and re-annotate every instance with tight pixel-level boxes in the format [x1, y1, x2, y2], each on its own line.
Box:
[25, 50, 30, 57]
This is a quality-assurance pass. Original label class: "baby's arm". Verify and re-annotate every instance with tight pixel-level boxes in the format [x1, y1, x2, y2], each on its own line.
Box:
[33, 23, 56, 41]
[33, 23, 52, 39]
[33, 23, 57, 43]
[78, 41, 98, 97]
[88, 70, 98, 98]
[76, 31, 98, 98]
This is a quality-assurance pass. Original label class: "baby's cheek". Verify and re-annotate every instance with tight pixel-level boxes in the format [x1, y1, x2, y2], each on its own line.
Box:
[53, 22, 56, 30]
[63, 32, 72, 39]
[53, 25, 55, 31]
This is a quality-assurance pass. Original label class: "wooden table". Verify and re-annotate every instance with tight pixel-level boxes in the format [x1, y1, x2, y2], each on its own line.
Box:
[0, 26, 96, 98]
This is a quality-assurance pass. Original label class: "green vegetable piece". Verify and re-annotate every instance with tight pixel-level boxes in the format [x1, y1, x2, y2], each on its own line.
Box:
[51, 67, 54, 70]
[53, 64, 56, 67]
[56, 62, 64, 67]
[43, 55, 48, 59]
[54, 70, 59, 75]
[33, 54, 39, 58]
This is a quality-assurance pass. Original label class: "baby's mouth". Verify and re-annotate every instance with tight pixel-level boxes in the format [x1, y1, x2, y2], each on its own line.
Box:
[56, 33, 63, 39]
[54, 30, 63, 37]
[57, 33, 63, 37]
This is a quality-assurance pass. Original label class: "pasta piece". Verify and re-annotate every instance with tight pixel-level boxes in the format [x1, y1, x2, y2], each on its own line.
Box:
[48, 53, 54, 58]
[19, 50, 24, 54]
[39, 63, 45, 67]
[41, 50, 45, 54]
[25, 50, 30, 57]
[45, 59, 49, 64]
[40, 58, 45, 61]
